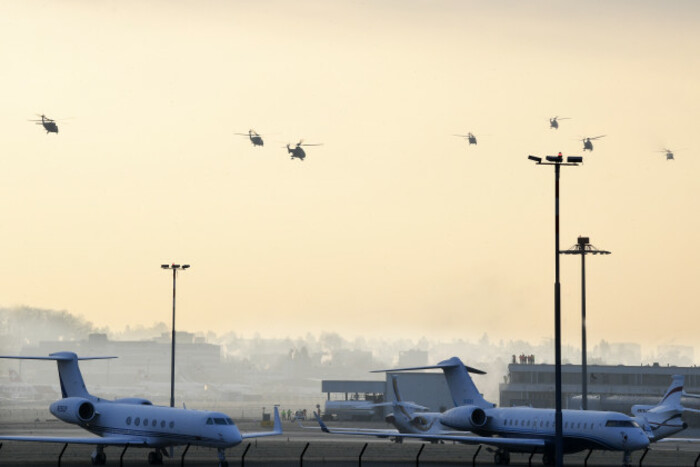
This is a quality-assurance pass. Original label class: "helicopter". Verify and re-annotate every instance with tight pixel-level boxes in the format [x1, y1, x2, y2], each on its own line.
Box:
[235, 129, 264, 147]
[29, 114, 59, 134]
[549, 116, 570, 129]
[285, 140, 323, 161]
[453, 132, 477, 145]
[658, 148, 676, 160]
[581, 135, 606, 151]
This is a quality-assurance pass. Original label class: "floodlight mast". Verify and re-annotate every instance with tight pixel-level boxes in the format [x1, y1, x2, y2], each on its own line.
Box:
[161, 263, 190, 409]
[528, 153, 582, 467]
[560, 237, 610, 410]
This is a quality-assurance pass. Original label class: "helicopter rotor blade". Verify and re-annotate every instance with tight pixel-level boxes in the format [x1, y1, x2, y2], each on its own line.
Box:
[590, 135, 606, 140]
[301, 143, 323, 147]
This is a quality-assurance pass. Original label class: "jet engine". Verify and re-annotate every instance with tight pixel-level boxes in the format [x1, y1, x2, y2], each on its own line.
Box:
[50, 397, 97, 424]
[439, 405, 488, 431]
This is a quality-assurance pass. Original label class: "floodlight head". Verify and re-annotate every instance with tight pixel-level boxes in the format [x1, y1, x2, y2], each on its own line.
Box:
[528, 155, 542, 163]
[182, 265, 190, 269]
[546, 155, 563, 163]
[161, 264, 169, 269]
[567, 156, 583, 163]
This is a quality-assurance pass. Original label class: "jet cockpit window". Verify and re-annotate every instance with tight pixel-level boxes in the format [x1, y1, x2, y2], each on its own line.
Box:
[226, 418, 235, 425]
[214, 417, 228, 425]
[206, 418, 213, 425]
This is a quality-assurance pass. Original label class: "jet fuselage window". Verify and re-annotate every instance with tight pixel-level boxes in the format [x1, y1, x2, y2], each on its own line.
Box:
[152, 419, 157, 427]
[605, 420, 635, 428]
[169, 421, 175, 429]
[135, 417, 141, 426]
[126, 417, 132, 426]
[161, 421, 166, 428]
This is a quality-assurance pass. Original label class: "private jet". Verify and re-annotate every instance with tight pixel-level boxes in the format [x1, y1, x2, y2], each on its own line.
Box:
[632, 374, 700, 442]
[315, 357, 649, 466]
[0, 352, 282, 466]
[301, 375, 451, 442]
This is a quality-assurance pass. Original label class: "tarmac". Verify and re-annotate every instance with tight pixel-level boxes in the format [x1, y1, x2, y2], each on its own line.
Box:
[1, 420, 700, 466]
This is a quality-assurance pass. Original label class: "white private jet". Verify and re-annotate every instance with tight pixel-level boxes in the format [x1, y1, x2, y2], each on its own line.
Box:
[301, 375, 452, 441]
[631, 374, 700, 442]
[0, 352, 282, 466]
[315, 356, 650, 466]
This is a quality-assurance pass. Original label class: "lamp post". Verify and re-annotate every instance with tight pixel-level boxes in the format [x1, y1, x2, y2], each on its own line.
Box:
[528, 153, 582, 467]
[161, 263, 190, 408]
[560, 237, 610, 410]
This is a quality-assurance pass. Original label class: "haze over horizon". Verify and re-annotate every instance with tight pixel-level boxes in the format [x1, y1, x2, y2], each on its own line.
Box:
[2, 2, 699, 354]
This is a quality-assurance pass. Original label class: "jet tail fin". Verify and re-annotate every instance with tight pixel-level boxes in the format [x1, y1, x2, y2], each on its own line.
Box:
[0, 352, 115, 399]
[373, 357, 494, 409]
[658, 375, 685, 408]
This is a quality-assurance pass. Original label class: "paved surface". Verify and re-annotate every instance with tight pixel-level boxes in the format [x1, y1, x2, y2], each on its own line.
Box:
[1, 420, 700, 466]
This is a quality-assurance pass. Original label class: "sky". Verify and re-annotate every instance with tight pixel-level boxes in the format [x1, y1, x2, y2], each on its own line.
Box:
[1, 1, 700, 357]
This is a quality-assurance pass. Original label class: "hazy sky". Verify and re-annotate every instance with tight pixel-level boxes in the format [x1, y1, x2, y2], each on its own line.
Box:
[2, 1, 700, 356]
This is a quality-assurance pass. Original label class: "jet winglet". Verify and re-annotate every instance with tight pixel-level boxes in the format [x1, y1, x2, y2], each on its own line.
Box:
[314, 411, 330, 433]
[273, 406, 282, 433]
[240, 406, 283, 439]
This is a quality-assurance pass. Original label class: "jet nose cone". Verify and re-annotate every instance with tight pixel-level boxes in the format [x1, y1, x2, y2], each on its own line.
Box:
[226, 427, 243, 446]
[631, 431, 650, 450]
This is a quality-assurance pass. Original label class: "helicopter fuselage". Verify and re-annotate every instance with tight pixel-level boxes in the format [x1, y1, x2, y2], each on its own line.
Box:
[250, 136, 263, 146]
[39, 115, 58, 134]
[583, 139, 593, 151]
[43, 122, 59, 134]
[287, 145, 306, 160]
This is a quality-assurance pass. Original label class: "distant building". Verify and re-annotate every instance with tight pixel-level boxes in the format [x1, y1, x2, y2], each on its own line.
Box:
[397, 349, 429, 368]
[500, 362, 700, 413]
[14, 333, 221, 392]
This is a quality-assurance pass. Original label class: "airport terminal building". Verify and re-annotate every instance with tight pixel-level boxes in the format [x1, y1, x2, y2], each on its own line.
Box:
[500, 361, 700, 413]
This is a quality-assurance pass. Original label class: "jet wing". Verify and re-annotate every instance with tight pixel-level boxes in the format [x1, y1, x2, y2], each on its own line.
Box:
[241, 406, 283, 440]
[298, 419, 400, 437]
[0, 435, 145, 445]
[658, 437, 700, 443]
[313, 412, 546, 448]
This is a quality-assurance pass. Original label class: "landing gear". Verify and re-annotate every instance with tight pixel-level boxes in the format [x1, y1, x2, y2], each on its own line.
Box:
[148, 450, 164, 465]
[622, 450, 631, 467]
[91, 447, 106, 465]
[494, 449, 511, 465]
[217, 448, 229, 467]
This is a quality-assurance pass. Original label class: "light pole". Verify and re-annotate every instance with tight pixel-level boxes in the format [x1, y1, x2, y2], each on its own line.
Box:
[528, 153, 582, 467]
[560, 237, 610, 410]
[161, 263, 190, 408]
